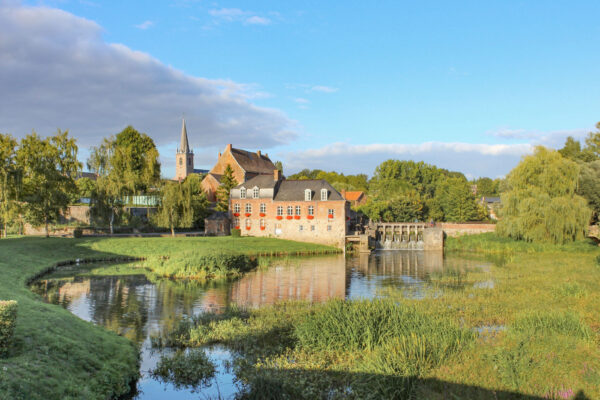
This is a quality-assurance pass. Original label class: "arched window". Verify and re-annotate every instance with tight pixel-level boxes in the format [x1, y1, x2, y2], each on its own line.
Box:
[305, 189, 312, 201]
[179, 158, 183, 166]
[240, 188, 246, 199]
[321, 189, 328, 201]
[253, 187, 259, 199]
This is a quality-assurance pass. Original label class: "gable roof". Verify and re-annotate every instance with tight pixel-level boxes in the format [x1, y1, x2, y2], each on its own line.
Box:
[274, 180, 344, 201]
[344, 191, 365, 201]
[235, 174, 278, 189]
[230, 148, 275, 174]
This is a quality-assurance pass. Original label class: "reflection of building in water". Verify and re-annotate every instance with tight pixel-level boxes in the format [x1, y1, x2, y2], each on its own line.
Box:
[57, 279, 91, 303]
[230, 255, 346, 308]
[351, 251, 444, 279]
[199, 287, 229, 313]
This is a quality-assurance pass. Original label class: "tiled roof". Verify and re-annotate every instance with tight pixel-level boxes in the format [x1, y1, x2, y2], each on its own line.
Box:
[344, 191, 364, 201]
[235, 174, 278, 189]
[230, 148, 275, 174]
[274, 180, 344, 201]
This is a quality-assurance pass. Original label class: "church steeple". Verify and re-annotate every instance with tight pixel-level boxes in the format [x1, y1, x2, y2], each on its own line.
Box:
[178, 118, 190, 154]
[175, 118, 194, 180]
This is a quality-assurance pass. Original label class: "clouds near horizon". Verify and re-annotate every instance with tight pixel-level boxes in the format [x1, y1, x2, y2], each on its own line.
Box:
[0, 2, 295, 150]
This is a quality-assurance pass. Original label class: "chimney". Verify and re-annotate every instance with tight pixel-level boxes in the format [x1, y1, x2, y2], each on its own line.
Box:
[257, 150, 261, 157]
[226, 144, 232, 152]
[274, 169, 280, 181]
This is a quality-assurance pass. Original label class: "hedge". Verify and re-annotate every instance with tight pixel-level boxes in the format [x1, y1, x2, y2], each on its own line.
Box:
[0, 300, 18, 357]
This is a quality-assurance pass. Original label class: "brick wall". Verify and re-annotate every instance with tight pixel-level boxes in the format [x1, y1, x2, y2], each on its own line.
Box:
[440, 223, 496, 237]
[231, 198, 348, 248]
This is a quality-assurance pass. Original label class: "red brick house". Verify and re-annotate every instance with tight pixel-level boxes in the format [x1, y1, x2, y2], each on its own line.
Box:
[342, 190, 367, 207]
[201, 144, 276, 202]
[230, 170, 350, 248]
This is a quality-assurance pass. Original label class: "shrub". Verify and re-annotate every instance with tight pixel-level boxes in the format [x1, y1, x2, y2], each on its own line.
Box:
[150, 349, 215, 390]
[73, 228, 83, 238]
[0, 300, 18, 357]
[147, 250, 256, 280]
[231, 228, 241, 237]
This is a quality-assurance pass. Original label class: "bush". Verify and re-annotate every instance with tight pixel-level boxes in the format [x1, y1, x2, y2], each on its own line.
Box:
[231, 228, 241, 237]
[0, 300, 18, 357]
[148, 250, 257, 280]
[73, 228, 83, 238]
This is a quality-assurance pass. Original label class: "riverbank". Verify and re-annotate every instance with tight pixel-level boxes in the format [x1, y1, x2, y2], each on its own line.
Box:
[153, 233, 600, 399]
[0, 236, 338, 400]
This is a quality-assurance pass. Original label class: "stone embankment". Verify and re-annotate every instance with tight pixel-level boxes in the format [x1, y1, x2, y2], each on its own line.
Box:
[440, 223, 496, 237]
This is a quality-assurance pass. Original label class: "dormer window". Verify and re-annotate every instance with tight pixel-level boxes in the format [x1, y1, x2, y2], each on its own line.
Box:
[253, 187, 259, 199]
[240, 188, 246, 199]
[321, 188, 328, 201]
[305, 189, 312, 201]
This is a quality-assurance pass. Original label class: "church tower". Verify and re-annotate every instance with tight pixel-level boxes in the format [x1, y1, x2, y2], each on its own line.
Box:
[175, 118, 194, 181]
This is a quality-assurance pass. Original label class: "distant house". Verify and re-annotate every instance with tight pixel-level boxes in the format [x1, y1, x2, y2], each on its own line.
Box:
[342, 190, 367, 207]
[229, 170, 350, 248]
[76, 171, 98, 181]
[201, 144, 276, 202]
[480, 196, 501, 220]
[205, 211, 230, 236]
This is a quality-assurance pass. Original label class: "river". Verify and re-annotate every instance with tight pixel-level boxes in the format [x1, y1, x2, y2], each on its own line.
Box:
[30, 251, 490, 399]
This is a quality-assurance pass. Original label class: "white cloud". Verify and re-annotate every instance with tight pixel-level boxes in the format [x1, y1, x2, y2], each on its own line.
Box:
[294, 98, 310, 104]
[487, 127, 589, 148]
[135, 20, 154, 30]
[311, 85, 338, 93]
[0, 2, 296, 156]
[282, 142, 533, 178]
[208, 7, 271, 26]
[245, 16, 270, 25]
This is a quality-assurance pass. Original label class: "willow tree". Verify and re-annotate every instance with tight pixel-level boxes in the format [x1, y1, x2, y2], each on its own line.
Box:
[87, 127, 160, 234]
[497, 146, 591, 244]
[154, 178, 209, 235]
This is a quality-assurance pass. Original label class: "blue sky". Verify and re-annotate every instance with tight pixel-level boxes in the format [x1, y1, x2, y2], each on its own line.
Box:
[3, 0, 600, 178]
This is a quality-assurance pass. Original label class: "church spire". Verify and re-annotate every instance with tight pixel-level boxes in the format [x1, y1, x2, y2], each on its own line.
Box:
[179, 118, 190, 153]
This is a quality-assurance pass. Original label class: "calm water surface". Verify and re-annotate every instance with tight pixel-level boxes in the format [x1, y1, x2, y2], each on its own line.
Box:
[30, 251, 490, 399]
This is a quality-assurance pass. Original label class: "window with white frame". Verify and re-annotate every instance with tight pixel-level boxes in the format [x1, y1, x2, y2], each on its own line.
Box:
[240, 188, 246, 199]
[311, 225, 315, 231]
[295, 205, 301, 215]
[287, 206, 293, 215]
[304, 189, 312, 201]
[321, 188, 328, 201]
[245, 203, 252, 213]
[308, 205, 314, 216]
[328, 209, 335, 218]
[260, 219, 265, 228]
[245, 219, 251, 228]
[277, 206, 283, 216]
[253, 187, 259, 199]
[327, 225, 332, 231]
[260, 203, 266, 214]
[234, 217, 240, 227]
[299, 225, 303, 231]
[234, 203, 240, 213]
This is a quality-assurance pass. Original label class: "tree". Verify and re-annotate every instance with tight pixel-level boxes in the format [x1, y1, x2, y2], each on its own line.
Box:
[274, 161, 283, 174]
[154, 177, 210, 235]
[472, 177, 501, 197]
[0, 134, 20, 238]
[497, 146, 591, 244]
[577, 160, 600, 223]
[583, 122, 600, 160]
[216, 164, 238, 212]
[88, 127, 160, 234]
[435, 177, 485, 222]
[17, 130, 81, 237]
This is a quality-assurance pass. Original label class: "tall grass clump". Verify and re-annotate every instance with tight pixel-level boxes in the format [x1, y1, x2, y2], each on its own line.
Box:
[147, 250, 257, 280]
[510, 311, 591, 340]
[0, 300, 17, 357]
[296, 299, 474, 376]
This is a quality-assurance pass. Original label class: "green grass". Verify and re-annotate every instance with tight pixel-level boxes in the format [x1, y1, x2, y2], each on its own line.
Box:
[0, 236, 336, 400]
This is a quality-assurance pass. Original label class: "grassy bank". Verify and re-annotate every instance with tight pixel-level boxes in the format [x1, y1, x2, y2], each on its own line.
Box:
[0, 236, 337, 400]
[152, 233, 600, 399]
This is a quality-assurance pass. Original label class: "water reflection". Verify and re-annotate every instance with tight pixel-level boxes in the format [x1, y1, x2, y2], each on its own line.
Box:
[30, 251, 491, 399]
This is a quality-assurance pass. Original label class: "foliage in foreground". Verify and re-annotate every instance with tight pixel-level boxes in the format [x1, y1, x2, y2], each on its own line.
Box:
[150, 349, 216, 390]
[0, 300, 17, 357]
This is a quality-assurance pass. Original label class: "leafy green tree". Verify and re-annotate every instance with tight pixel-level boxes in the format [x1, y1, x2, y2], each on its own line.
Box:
[472, 177, 501, 197]
[216, 164, 238, 212]
[577, 160, 600, 223]
[154, 177, 210, 235]
[183, 174, 210, 228]
[370, 160, 443, 199]
[359, 191, 425, 222]
[274, 161, 283, 174]
[88, 127, 160, 234]
[435, 177, 486, 222]
[17, 130, 81, 237]
[0, 134, 20, 238]
[497, 146, 591, 244]
[583, 122, 600, 160]
[288, 169, 369, 192]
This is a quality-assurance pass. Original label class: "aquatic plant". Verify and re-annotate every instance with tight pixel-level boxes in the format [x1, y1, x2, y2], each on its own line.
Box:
[150, 349, 216, 390]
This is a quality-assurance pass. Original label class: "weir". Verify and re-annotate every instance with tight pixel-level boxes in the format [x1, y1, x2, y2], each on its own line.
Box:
[346, 222, 444, 253]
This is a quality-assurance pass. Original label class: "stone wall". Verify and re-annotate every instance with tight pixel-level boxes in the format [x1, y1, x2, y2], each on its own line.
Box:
[440, 223, 496, 237]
